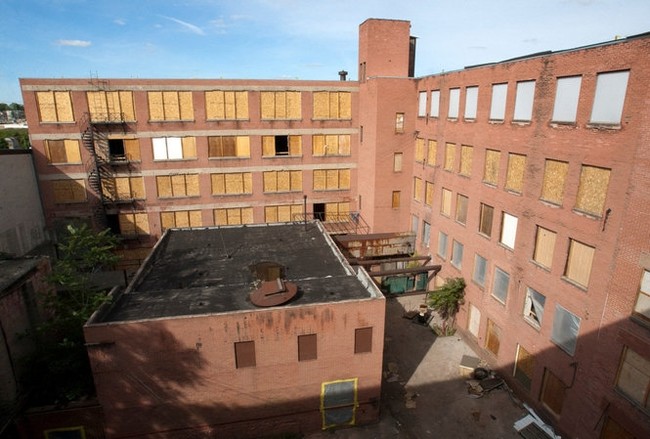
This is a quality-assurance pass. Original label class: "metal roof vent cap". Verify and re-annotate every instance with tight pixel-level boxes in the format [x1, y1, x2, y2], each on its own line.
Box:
[249, 261, 298, 307]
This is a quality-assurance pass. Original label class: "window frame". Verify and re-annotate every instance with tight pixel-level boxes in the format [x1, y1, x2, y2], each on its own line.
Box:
[451, 240, 464, 269]
[489, 83, 508, 121]
[499, 212, 518, 250]
[550, 304, 581, 356]
[492, 267, 510, 304]
[551, 76, 582, 123]
[473, 254, 487, 288]
[523, 287, 546, 329]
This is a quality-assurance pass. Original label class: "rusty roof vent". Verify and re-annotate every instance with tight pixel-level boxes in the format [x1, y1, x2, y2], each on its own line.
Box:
[250, 277, 298, 307]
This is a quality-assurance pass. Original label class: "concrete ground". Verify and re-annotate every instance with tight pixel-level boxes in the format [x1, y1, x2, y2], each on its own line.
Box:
[307, 295, 527, 439]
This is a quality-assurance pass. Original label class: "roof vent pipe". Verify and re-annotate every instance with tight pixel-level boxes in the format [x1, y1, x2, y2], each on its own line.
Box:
[338, 70, 348, 81]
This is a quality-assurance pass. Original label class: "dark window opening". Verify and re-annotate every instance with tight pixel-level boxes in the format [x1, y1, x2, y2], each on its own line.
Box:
[108, 139, 126, 160]
[106, 214, 120, 235]
[275, 135, 289, 155]
[314, 203, 326, 221]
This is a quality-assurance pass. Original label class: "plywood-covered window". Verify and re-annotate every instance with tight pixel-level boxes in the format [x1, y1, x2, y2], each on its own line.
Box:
[205, 90, 249, 120]
[103, 177, 145, 201]
[211, 172, 253, 195]
[36, 91, 74, 122]
[298, 334, 317, 361]
[152, 137, 196, 160]
[234, 341, 256, 368]
[418, 91, 427, 117]
[514, 344, 534, 390]
[552, 76, 582, 123]
[156, 174, 200, 198]
[437, 231, 448, 258]
[415, 137, 425, 163]
[45, 140, 81, 164]
[355, 327, 373, 354]
[444, 143, 456, 171]
[214, 207, 254, 226]
[533, 226, 556, 269]
[262, 135, 301, 157]
[551, 304, 581, 355]
[395, 112, 404, 133]
[87, 90, 135, 122]
[490, 83, 507, 121]
[430, 90, 440, 117]
[505, 153, 526, 193]
[311, 134, 349, 157]
[391, 191, 401, 208]
[147, 91, 193, 121]
[451, 240, 464, 269]
[492, 267, 510, 304]
[52, 179, 86, 203]
[575, 165, 610, 216]
[424, 181, 434, 207]
[523, 287, 546, 329]
[263, 170, 302, 192]
[313, 169, 350, 191]
[514, 80, 535, 121]
[564, 239, 595, 288]
[160, 210, 202, 230]
[473, 254, 487, 287]
[541, 369, 567, 416]
[615, 346, 650, 411]
[427, 140, 437, 166]
[118, 213, 150, 236]
[486, 319, 500, 356]
[459, 145, 473, 176]
[448, 88, 460, 118]
[208, 136, 250, 158]
[108, 138, 140, 161]
[464, 86, 478, 120]
[479, 203, 494, 237]
[413, 177, 422, 202]
[312, 91, 350, 120]
[541, 159, 568, 204]
[440, 188, 452, 216]
[264, 204, 302, 223]
[500, 212, 518, 249]
[483, 149, 500, 185]
[633, 270, 650, 324]
[455, 194, 468, 225]
[422, 221, 431, 247]
[393, 152, 403, 172]
[590, 71, 629, 124]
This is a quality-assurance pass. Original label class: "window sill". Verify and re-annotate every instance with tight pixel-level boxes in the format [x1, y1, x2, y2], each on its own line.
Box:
[572, 208, 602, 220]
[497, 242, 514, 252]
[48, 162, 83, 166]
[539, 199, 562, 208]
[208, 156, 251, 160]
[206, 118, 250, 122]
[262, 155, 303, 159]
[447, 118, 458, 122]
[529, 259, 551, 272]
[313, 188, 350, 192]
[313, 154, 352, 158]
[263, 191, 303, 195]
[488, 119, 505, 125]
[482, 181, 498, 188]
[560, 275, 589, 292]
[511, 120, 531, 126]
[158, 196, 201, 200]
[491, 295, 507, 306]
[549, 121, 577, 128]
[505, 189, 522, 196]
[477, 232, 492, 240]
[152, 158, 198, 162]
[263, 118, 303, 121]
[212, 193, 252, 197]
[39, 121, 76, 125]
[148, 119, 195, 123]
[629, 314, 650, 329]
[523, 317, 542, 331]
[463, 118, 476, 123]
[586, 123, 622, 130]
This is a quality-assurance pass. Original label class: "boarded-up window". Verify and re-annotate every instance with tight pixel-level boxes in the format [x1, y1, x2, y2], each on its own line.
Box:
[486, 319, 501, 355]
[152, 137, 196, 160]
[103, 177, 145, 201]
[211, 172, 253, 195]
[505, 153, 526, 193]
[415, 137, 425, 163]
[633, 270, 650, 324]
[541, 159, 568, 204]
[156, 174, 200, 198]
[160, 210, 202, 230]
[430, 90, 440, 117]
[214, 207, 254, 225]
[479, 203, 494, 237]
[551, 304, 581, 355]
[440, 188, 452, 216]
[36, 91, 74, 122]
[208, 136, 250, 158]
[444, 143, 456, 171]
[147, 91, 193, 121]
[541, 369, 567, 416]
[395, 112, 404, 133]
[412, 177, 422, 202]
[313, 169, 350, 190]
[205, 90, 249, 120]
[262, 91, 301, 119]
[523, 287, 546, 329]
[321, 379, 357, 429]
[455, 194, 468, 225]
[500, 212, 518, 249]
[448, 88, 460, 118]
[87, 90, 135, 122]
[552, 76, 582, 123]
[264, 204, 302, 223]
[118, 213, 150, 236]
[514, 80, 535, 121]
[490, 83, 507, 120]
[533, 226, 556, 269]
[424, 181, 434, 206]
[590, 71, 629, 124]
[418, 91, 427, 117]
[427, 140, 437, 166]
[391, 191, 401, 208]
[354, 327, 372, 354]
[564, 239, 595, 288]
[263, 135, 302, 157]
[514, 345, 534, 390]
[437, 231, 448, 258]
[483, 149, 500, 185]
[615, 347, 650, 411]
[492, 267, 510, 304]
[312, 91, 351, 120]
[312, 134, 350, 156]
[600, 416, 635, 439]
[298, 334, 317, 361]
[575, 165, 610, 216]
[468, 303, 481, 337]
[52, 179, 86, 203]
[451, 240, 464, 268]
[234, 341, 256, 368]
[473, 254, 487, 287]
[460, 145, 473, 176]
[464, 86, 478, 119]
[263, 170, 302, 192]
[393, 152, 403, 172]
[45, 140, 81, 164]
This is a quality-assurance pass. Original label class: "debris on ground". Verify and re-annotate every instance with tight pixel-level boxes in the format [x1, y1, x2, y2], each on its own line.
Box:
[404, 389, 418, 409]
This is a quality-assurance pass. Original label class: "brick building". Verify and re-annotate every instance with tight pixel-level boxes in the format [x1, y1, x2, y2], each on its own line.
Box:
[19, 18, 650, 439]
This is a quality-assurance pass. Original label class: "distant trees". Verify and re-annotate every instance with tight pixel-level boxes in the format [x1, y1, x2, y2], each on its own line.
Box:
[0, 128, 29, 149]
[0, 102, 24, 111]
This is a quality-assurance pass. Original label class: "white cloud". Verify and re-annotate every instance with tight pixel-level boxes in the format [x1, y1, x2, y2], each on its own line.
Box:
[114, 19, 126, 26]
[161, 16, 206, 36]
[55, 39, 92, 47]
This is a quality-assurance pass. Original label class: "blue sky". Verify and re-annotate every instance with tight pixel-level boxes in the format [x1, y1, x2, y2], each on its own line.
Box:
[1, 0, 649, 104]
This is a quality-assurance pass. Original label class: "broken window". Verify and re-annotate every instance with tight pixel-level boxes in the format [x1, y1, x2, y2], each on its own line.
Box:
[87, 90, 135, 122]
[540, 368, 567, 416]
[551, 304, 581, 355]
[459, 145, 473, 176]
[500, 212, 518, 250]
[156, 174, 199, 198]
[160, 210, 202, 230]
[633, 270, 650, 325]
[211, 172, 253, 195]
[552, 76, 582, 123]
[208, 135, 250, 158]
[234, 341, 256, 368]
[36, 91, 74, 123]
[464, 86, 478, 120]
[575, 165, 611, 217]
[489, 83, 508, 121]
[108, 138, 140, 161]
[478, 203, 494, 237]
[455, 194, 468, 225]
[615, 346, 650, 411]
[448, 88, 460, 119]
[505, 153, 526, 194]
[564, 239, 595, 288]
[45, 140, 81, 164]
[44, 426, 86, 439]
[263, 135, 302, 157]
[486, 319, 501, 355]
[298, 334, 317, 362]
[533, 226, 557, 269]
[430, 90, 440, 117]
[590, 70, 629, 125]
[523, 287, 546, 329]
[354, 327, 373, 354]
[444, 142, 455, 171]
[513, 80, 535, 121]
[214, 207, 253, 225]
[205, 90, 249, 120]
[514, 344, 534, 391]
[147, 91, 193, 121]
[492, 267, 510, 304]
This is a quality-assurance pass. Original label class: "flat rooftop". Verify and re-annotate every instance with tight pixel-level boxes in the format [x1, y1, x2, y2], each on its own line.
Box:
[0, 257, 42, 295]
[95, 222, 380, 323]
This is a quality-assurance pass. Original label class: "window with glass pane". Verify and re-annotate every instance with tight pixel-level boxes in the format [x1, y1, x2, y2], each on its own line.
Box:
[500, 212, 518, 249]
[455, 194, 468, 225]
[513, 80, 535, 121]
[437, 231, 448, 258]
[418, 91, 427, 117]
[490, 83, 507, 120]
[451, 240, 464, 269]
[551, 304, 581, 355]
[430, 90, 440, 117]
[615, 347, 650, 412]
[422, 221, 431, 247]
[633, 270, 650, 325]
[473, 254, 487, 287]
[590, 70, 629, 124]
[448, 88, 460, 118]
[492, 267, 510, 304]
[552, 76, 582, 123]
[464, 86, 478, 120]
[523, 287, 546, 328]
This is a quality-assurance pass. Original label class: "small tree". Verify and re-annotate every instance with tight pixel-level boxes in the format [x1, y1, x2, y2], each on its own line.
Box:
[23, 224, 119, 405]
[427, 277, 466, 336]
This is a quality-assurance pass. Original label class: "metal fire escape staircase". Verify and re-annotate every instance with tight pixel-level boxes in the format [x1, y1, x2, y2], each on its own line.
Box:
[293, 212, 370, 235]
[82, 117, 113, 230]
